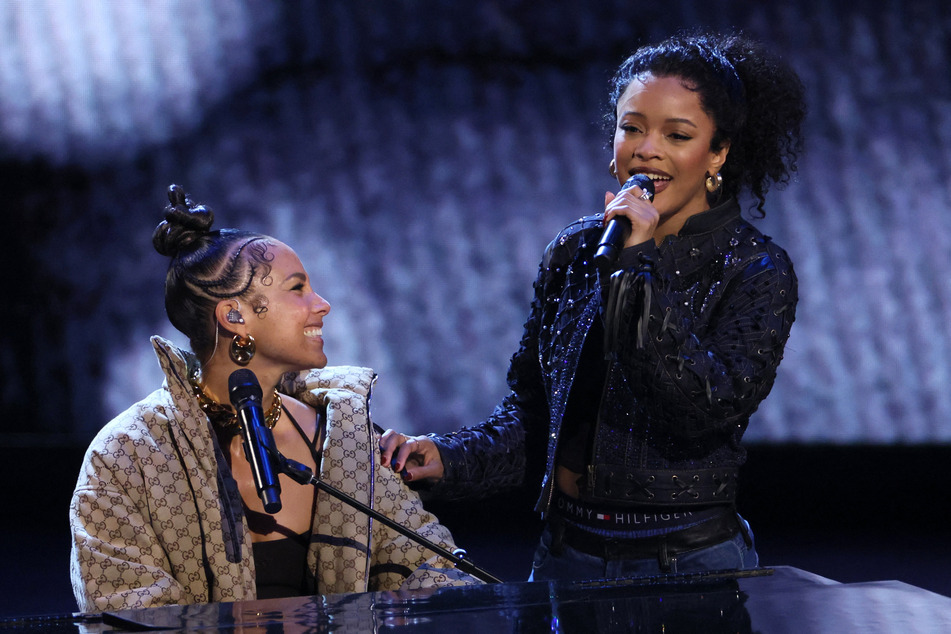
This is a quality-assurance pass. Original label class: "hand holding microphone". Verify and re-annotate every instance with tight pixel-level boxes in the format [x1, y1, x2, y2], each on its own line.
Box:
[229, 369, 283, 514]
[594, 173, 655, 267]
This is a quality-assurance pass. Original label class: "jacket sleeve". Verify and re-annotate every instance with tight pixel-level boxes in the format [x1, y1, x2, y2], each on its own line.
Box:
[69, 435, 188, 612]
[368, 431, 484, 591]
[605, 237, 798, 440]
[424, 251, 555, 502]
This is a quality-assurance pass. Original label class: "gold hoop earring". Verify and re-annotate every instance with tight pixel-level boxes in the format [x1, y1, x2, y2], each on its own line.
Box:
[608, 159, 617, 178]
[705, 172, 723, 193]
[229, 334, 255, 366]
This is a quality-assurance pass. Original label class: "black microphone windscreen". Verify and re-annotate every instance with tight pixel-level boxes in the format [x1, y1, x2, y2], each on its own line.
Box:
[620, 173, 655, 199]
[228, 368, 263, 406]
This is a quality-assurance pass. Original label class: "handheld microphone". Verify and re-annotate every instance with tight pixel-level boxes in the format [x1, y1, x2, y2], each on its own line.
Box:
[593, 173, 655, 267]
[228, 369, 282, 514]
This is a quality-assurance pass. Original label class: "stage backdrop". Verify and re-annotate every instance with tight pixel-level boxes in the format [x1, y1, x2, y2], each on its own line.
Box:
[3, 0, 950, 445]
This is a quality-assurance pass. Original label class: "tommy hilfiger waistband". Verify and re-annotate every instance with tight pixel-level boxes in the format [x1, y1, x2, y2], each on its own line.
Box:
[550, 489, 726, 531]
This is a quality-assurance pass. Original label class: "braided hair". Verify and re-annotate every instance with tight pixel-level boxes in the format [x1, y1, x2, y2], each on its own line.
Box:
[152, 184, 274, 362]
[606, 30, 806, 215]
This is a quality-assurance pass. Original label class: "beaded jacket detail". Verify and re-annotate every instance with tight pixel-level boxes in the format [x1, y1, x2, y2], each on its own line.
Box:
[427, 199, 797, 513]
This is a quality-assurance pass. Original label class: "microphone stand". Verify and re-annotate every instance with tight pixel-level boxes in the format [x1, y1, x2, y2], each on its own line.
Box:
[273, 452, 503, 585]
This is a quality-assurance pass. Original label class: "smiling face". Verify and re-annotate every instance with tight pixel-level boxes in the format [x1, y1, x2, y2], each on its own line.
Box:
[239, 240, 331, 376]
[613, 72, 730, 232]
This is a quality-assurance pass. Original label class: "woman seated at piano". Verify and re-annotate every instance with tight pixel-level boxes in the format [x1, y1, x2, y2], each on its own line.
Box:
[69, 185, 479, 612]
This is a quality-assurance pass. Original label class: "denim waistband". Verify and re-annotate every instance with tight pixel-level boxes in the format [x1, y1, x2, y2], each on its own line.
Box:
[547, 510, 744, 569]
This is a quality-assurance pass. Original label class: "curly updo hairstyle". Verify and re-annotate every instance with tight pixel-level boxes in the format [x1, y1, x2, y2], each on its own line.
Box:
[606, 30, 806, 215]
[152, 184, 274, 362]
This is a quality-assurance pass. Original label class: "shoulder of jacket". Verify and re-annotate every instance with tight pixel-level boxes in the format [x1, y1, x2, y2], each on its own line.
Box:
[282, 365, 377, 400]
[542, 214, 603, 269]
[83, 388, 176, 461]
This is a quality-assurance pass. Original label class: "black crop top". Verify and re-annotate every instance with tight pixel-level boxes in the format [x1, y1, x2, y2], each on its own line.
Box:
[252, 531, 312, 599]
[247, 406, 323, 599]
[557, 317, 608, 473]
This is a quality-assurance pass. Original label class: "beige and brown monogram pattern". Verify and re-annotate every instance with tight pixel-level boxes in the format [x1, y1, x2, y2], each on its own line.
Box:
[70, 337, 477, 613]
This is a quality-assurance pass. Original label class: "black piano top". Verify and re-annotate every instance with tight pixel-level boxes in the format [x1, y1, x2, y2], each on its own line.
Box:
[5, 567, 951, 632]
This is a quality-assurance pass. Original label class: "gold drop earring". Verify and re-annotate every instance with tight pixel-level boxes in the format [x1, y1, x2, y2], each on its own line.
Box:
[229, 334, 256, 365]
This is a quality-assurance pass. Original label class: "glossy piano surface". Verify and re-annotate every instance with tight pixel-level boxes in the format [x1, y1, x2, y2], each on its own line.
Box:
[8, 567, 951, 632]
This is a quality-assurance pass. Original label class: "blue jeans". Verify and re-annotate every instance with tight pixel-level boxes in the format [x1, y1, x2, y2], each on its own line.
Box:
[528, 516, 759, 582]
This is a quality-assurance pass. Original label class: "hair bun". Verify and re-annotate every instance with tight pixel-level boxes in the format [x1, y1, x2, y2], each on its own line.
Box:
[152, 184, 216, 257]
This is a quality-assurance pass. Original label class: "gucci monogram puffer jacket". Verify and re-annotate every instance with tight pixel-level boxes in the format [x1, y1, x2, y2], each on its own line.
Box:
[70, 336, 477, 612]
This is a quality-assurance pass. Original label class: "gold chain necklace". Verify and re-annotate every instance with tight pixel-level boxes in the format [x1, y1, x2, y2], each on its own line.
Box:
[189, 374, 283, 432]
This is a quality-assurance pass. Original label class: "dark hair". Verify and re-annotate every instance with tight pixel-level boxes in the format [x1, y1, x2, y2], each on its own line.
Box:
[606, 31, 806, 215]
[152, 184, 274, 362]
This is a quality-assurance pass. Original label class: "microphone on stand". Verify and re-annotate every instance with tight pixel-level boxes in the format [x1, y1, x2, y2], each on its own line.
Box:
[229, 369, 282, 514]
[593, 173, 655, 267]
[275, 449, 504, 584]
[226, 372, 501, 582]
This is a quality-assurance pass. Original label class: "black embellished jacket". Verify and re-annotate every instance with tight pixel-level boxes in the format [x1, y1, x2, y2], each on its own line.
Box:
[427, 199, 797, 515]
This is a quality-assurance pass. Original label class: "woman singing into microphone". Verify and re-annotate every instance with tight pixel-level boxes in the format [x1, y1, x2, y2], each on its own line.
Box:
[381, 30, 806, 581]
[69, 185, 478, 612]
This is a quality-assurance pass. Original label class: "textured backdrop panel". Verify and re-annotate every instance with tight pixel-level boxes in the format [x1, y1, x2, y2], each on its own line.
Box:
[2, 0, 950, 444]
